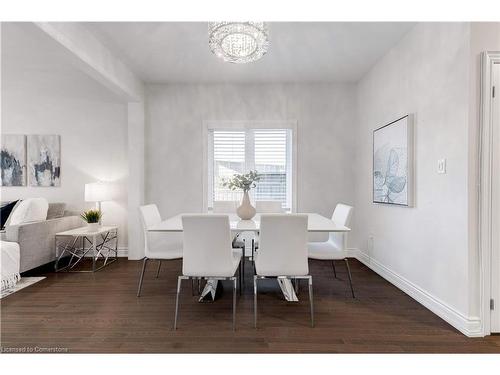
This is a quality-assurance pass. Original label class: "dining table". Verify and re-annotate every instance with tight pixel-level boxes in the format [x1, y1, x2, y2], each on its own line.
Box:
[148, 213, 351, 302]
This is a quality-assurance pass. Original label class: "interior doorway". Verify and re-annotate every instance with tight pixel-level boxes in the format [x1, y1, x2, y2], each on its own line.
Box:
[481, 52, 500, 335]
[491, 60, 500, 333]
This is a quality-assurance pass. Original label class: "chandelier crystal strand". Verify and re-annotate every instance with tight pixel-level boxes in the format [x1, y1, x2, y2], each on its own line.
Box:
[208, 22, 269, 64]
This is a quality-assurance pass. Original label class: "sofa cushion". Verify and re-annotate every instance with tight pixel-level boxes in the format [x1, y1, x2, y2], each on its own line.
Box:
[8, 198, 48, 226]
[1, 200, 19, 230]
[47, 203, 66, 219]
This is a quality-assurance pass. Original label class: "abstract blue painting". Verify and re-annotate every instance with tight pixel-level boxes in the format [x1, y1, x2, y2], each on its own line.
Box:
[1, 134, 26, 186]
[28, 135, 61, 187]
[373, 115, 413, 206]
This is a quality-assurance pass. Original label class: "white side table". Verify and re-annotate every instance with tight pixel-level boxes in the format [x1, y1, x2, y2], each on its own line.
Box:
[55, 226, 118, 272]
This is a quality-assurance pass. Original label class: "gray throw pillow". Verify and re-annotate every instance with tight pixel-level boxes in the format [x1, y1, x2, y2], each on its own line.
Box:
[47, 203, 66, 219]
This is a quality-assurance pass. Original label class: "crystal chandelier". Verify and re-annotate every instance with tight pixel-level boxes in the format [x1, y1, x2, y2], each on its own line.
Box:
[208, 22, 269, 64]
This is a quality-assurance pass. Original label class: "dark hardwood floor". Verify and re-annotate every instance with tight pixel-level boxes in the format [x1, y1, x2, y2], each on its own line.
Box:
[1, 258, 499, 353]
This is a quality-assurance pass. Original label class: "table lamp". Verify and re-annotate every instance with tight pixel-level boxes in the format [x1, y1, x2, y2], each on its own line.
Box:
[85, 181, 112, 224]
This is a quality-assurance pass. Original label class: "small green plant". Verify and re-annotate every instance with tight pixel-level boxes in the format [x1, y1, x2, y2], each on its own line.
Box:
[221, 170, 261, 192]
[80, 209, 102, 224]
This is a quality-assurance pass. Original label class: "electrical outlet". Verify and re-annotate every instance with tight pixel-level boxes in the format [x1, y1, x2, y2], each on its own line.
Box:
[437, 159, 446, 174]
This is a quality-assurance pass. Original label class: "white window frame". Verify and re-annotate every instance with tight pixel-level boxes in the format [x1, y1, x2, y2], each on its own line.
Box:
[202, 120, 298, 213]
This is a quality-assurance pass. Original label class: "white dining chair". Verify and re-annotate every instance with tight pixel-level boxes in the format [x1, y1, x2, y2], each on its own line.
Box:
[250, 200, 284, 261]
[212, 200, 246, 259]
[253, 214, 314, 328]
[307, 203, 355, 298]
[174, 214, 243, 330]
[137, 204, 183, 297]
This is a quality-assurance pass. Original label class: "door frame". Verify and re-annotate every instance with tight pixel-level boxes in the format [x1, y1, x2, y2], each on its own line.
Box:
[479, 51, 500, 335]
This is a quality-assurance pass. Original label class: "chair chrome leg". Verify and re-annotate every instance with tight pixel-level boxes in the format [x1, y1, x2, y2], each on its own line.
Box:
[232, 277, 237, 331]
[308, 277, 314, 328]
[136, 258, 148, 297]
[344, 259, 355, 298]
[156, 261, 162, 278]
[241, 252, 245, 289]
[331, 260, 337, 278]
[253, 276, 258, 328]
[173, 277, 182, 330]
[239, 263, 242, 295]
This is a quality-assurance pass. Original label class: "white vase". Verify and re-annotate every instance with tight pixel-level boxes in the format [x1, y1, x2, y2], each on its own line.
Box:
[236, 191, 256, 220]
[87, 222, 100, 231]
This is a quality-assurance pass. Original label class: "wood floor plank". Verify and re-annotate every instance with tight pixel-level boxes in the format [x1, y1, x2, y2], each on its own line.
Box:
[1, 258, 499, 353]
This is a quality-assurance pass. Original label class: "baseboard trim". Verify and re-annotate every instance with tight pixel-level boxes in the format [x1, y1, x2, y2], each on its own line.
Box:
[116, 247, 128, 257]
[347, 248, 483, 337]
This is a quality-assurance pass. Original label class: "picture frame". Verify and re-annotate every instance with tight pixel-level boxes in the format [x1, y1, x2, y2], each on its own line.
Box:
[27, 134, 61, 187]
[373, 114, 414, 207]
[0, 134, 27, 186]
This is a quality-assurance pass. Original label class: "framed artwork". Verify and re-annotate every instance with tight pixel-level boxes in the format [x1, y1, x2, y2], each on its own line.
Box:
[373, 115, 414, 207]
[1, 134, 27, 186]
[28, 135, 61, 187]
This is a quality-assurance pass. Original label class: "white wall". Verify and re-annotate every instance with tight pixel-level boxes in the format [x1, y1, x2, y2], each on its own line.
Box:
[146, 83, 357, 236]
[353, 22, 478, 333]
[1, 23, 129, 248]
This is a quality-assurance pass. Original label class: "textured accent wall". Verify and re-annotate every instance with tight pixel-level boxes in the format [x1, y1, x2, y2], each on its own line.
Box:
[145, 83, 357, 242]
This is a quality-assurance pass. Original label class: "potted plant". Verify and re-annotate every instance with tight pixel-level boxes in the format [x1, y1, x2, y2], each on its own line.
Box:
[80, 209, 102, 231]
[222, 170, 261, 220]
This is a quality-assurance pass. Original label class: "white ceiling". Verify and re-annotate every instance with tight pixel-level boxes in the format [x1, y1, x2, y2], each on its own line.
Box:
[85, 22, 415, 83]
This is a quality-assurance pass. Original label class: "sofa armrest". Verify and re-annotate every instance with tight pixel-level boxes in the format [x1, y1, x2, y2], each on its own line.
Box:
[5, 216, 83, 272]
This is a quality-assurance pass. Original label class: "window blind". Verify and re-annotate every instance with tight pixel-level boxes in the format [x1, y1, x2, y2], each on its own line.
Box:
[212, 131, 245, 202]
[209, 128, 292, 211]
[254, 129, 288, 209]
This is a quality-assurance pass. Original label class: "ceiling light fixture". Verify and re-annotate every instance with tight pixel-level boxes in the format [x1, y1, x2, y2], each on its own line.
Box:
[208, 22, 269, 64]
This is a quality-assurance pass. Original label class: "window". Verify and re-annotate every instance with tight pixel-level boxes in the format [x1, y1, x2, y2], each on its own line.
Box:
[207, 124, 294, 211]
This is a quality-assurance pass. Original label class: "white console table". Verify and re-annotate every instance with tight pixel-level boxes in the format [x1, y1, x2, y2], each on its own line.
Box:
[55, 226, 118, 272]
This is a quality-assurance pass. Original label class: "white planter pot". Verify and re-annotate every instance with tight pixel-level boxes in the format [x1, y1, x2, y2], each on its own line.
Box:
[87, 222, 100, 231]
[236, 191, 256, 220]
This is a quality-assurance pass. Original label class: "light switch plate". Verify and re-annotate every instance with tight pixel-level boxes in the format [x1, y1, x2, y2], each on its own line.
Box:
[437, 159, 446, 174]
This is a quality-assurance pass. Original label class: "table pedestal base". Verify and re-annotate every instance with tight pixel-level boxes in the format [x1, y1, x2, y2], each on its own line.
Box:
[277, 279, 299, 301]
[198, 277, 299, 302]
[198, 279, 221, 302]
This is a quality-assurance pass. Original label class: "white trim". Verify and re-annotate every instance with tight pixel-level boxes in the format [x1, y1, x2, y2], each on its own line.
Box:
[479, 51, 500, 336]
[202, 120, 298, 212]
[204, 120, 297, 130]
[202, 122, 209, 212]
[291, 123, 298, 212]
[346, 248, 483, 337]
[116, 247, 128, 258]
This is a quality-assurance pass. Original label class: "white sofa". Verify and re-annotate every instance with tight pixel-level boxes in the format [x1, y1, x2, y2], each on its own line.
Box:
[1, 240, 20, 291]
[1, 200, 82, 272]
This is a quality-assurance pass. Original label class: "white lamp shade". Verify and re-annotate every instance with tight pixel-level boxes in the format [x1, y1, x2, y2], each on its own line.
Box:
[85, 182, 112, 202]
